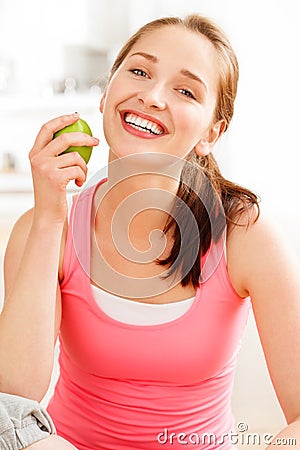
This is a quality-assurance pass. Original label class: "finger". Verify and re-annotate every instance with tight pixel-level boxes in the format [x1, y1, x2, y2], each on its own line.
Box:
[59, 166, 87, 187]
[30, 113, 80, 156]
[56, 151, 88, 176]
[45, 132, 99, 158]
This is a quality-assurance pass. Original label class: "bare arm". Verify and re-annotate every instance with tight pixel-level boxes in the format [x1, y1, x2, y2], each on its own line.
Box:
[0, 113, 99, 401]
[227, 210, 300, 448]
[0, 209, 64, 400]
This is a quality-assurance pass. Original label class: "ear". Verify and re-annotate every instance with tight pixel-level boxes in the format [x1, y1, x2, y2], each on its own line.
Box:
[99, 90, 107, 114]
[194, 120, 226, 156]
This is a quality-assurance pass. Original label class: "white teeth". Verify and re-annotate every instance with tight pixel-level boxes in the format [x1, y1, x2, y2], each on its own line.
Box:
[130, 124, 152, 133]
[124, 113, 164, 135]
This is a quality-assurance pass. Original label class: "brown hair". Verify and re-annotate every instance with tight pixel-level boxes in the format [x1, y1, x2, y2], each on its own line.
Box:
[109, 15, 260, 288]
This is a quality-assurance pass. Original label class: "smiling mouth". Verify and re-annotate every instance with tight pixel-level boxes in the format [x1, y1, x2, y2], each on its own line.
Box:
[124, 113, 165, 136]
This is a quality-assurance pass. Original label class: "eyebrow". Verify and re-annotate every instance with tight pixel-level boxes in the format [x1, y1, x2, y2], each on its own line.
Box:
[180, 69, 208, 93]
[129, 51, 158, 63]
[129, 52, 208, 92]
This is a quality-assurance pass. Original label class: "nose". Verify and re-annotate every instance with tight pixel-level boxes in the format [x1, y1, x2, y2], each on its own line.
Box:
[137, 82, 167, 110]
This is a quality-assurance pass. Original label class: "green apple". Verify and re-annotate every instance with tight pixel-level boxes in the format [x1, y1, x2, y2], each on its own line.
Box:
[54, 118, 93, 164]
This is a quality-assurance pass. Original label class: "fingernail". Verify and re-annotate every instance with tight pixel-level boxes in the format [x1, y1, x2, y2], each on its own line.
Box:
[71, 112, 79, 118]
[92, 137, 99, 144]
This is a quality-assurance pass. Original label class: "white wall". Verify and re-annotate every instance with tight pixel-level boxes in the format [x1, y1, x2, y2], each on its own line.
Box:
[0, 0, 90, 95]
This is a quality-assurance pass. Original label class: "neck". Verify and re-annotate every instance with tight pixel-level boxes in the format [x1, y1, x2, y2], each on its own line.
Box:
[99, 150, 185, 231]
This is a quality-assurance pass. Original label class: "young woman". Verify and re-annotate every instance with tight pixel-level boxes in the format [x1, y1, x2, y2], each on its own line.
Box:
[0, 14, 300, 450]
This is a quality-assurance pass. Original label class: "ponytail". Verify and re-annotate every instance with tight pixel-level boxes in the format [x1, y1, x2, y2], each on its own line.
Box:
[156, 152, 260, 288]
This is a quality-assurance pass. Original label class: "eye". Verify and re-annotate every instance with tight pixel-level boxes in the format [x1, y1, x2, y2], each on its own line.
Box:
[130, 69, 148, 77]
[178, 88, 196, 100]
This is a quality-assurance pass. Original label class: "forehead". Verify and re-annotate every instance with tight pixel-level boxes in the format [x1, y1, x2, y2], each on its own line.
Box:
[127, 25, 219, 93]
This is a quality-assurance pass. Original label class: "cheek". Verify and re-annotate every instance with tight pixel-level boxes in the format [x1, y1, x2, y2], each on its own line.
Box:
[106, 75, 132, 103]
[175, 106, 204, 140]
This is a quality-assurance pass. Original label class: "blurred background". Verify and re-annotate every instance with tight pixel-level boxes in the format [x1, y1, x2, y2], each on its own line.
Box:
[0, 0, 299, 446]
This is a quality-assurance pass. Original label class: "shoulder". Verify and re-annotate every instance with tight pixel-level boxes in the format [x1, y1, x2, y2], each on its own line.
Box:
[4, 208, 35, 298]
[226, 205, 298, 299]
[4, 208, 35, 259]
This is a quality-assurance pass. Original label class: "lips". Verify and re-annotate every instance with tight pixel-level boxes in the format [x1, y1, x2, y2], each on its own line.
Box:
[120, 110, 169, 138]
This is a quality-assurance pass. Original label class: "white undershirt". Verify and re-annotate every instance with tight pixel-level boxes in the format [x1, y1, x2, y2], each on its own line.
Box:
[91, 284, 195, 325]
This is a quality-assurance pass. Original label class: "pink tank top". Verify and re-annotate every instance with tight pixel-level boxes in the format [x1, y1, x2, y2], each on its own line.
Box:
[47, 180, 251, 450]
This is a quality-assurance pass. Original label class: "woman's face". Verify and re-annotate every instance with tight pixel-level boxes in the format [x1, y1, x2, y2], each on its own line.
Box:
[100, 25, 222, 160]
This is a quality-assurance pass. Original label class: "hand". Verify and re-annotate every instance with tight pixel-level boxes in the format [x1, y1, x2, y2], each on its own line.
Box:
[29, 113, 99, 224]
